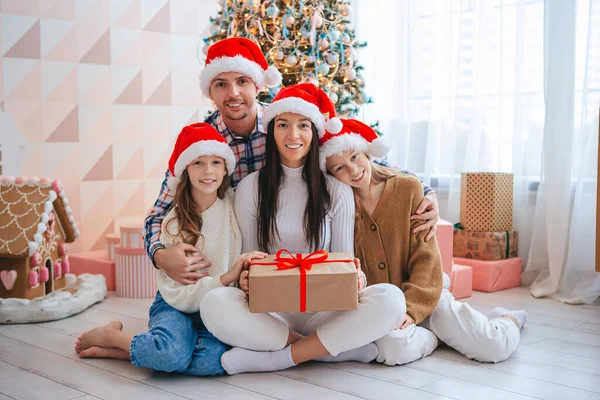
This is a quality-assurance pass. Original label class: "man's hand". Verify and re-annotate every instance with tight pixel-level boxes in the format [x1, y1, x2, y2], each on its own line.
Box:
[154, 243, 211, 285]
[410, 192, 439, 241]
[394, 314, 414, 330]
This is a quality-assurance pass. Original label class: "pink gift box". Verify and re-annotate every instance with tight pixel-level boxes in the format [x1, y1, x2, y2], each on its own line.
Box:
[69, 250, 116, 290]
[115, 246, 156, 298]
[120, 224, 144, 249]
[449, 264, 472, 299]
[436, 219, 453, 276]
[453, 257, 522, 292]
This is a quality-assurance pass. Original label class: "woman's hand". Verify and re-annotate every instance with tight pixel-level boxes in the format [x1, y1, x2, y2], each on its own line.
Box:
[239, 270, 250, 294]
[394, 314, 414, 330]
[354, 258, 366, 292]
[410, 192, 439, 241]
[221, 251, 267, 287]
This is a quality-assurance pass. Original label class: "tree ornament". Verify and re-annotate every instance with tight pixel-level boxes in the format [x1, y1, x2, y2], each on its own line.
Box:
[329, 92, 338, 103]
[317, 63, 330, 75]
[266, 4, 279, 17]
[285, 15, 295, 27]
[342, 33, 350, 44]
[326, 53, 339, 65]
[273, 30, 282, 39]
[311, 13, 323, 28]
[307, 55, 315, 63]
[283, 39, 293, 47]
[275, 50, 285, 60]
[345, 68, 357, 80]
[319, 38, 329, 50]
[285, 54, 298, 66]
[329, 29, 340, 41]
[341, 4, 352, 17]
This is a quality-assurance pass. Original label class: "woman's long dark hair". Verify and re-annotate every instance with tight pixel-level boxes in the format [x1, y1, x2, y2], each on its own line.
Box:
[257, 119, 331, 252]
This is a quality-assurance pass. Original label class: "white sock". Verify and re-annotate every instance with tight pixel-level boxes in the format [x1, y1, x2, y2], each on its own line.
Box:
[315, 343, 378, 363]
[492, 307, 528, 328]
[221, 346, 296, 375]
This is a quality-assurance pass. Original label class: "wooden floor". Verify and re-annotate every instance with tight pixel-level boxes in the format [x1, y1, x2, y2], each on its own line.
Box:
[1, 287, 599, 400]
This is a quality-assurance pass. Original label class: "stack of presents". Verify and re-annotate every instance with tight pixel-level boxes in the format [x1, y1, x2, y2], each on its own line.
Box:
[442, 172, 522, 299]
[69, 224, 156, 298]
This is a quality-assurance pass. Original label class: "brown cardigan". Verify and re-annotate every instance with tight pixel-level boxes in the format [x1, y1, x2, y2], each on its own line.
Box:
[354, 174, 443, 324]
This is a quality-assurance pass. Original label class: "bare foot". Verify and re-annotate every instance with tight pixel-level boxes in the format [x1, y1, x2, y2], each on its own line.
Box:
[76, 321, 124, 352]
[79, 346, 131, 360]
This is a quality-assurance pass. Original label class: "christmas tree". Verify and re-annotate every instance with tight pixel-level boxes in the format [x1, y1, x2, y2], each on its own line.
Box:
[202, 0, 372, 117]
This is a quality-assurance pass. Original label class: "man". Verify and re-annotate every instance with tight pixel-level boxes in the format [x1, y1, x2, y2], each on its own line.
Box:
[144, 37, 439, 285]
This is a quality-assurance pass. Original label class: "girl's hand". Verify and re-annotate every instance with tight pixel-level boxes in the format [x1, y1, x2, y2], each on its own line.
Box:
[222, 251, 267, 287]
[394, 314, 414, 330]
[354, 258, 366, 291]
[238, 270, 250, 295]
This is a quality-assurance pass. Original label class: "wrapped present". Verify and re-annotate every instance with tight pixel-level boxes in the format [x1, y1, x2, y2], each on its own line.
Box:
[249, 250, 358, 313]
[453, 257, 521, 292]
[449, 263, 472, 299]
[436, 219, 453, 276]
[69, 250, 116, 290]
[453, 225, 518, 261]
[115, 246, 156, 298]
[105, 233, 120, 261]
[460, 173, 513, 231]
[120, 224, 143, 249]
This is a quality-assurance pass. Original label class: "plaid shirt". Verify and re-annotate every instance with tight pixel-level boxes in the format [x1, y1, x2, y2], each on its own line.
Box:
[143, 103, 269, 263]
[143, 101, 433, 264]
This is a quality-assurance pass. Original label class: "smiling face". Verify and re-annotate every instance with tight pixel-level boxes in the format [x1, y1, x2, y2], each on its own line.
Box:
[273, 112, 314, 168]
[185, 155, 227, 197]
[209, 72, 258, 122]
[326, 149, 372, 189]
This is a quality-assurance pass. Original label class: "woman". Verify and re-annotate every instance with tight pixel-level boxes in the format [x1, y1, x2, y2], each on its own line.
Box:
[321, 118, 528, 364]
[200, 84, 406, 374]
[75, 123, 265, 375]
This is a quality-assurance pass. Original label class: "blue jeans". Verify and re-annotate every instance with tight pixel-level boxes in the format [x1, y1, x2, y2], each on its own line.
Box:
[130, 292, 229, 376]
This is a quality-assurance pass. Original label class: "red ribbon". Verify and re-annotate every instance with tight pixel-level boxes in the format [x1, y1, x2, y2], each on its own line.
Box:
[251, 249, 352, 312]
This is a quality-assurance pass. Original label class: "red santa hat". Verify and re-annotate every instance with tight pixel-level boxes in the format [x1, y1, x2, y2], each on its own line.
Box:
[200, 37, 282, 98]
[167, 123, 237, 191]
[262, 83, 343, 138]
[319, 118, 391, 171]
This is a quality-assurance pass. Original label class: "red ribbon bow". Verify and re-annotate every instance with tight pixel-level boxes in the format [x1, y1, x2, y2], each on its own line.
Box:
[251, 249, 350, 312]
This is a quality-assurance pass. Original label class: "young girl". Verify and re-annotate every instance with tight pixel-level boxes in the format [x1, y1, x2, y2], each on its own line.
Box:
[321, 118, 528, 364]
[75, 123, 265, 376]
[200, 84, 406, 374]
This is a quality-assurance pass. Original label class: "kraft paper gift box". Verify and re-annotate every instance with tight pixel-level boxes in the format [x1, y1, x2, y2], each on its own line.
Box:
[453, 257, 522, 292]
[69, 250, 116, 290]
[453, 227, 518, 261]
[436, 219, 454, 276]
[449, 263, 472, 299]
[249, 251, 358, 313]
[460, 173, 514, 231]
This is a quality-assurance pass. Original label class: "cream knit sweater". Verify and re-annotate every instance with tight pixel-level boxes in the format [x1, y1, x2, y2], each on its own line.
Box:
[157, 189, 242, 313]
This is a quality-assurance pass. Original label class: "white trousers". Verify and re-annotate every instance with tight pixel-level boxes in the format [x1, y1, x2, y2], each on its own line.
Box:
[375, 285, 521, 365]
[200, 283, 405, 356]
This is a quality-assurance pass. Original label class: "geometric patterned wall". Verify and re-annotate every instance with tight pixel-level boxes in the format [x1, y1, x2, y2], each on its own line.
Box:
[1, 0, 217, 253]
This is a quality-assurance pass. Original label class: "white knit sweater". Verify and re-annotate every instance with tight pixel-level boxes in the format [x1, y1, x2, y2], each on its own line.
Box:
[157, 189, 242, 313]
[234, 164, 355, 254]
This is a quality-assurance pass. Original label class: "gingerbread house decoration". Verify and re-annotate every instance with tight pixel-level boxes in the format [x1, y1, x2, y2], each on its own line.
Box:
[0, 176, 80, 300]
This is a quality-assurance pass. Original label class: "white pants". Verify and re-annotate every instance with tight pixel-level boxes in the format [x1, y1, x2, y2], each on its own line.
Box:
[376, 280, 521, 365]
[200, 283, 405, 356]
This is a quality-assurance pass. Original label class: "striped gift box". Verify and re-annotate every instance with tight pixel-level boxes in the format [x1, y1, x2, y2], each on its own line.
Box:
[115, 246, 156, 298]
[120, 224, 144, 249]
[105, 233, 120, 261]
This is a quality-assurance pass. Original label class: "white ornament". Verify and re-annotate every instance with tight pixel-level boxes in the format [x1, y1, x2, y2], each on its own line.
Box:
[283, 39, 293, 47]
[285, 54, 298, 66]
[301, 26, 311, 38]
[317, 63, 330, 75]
[273, 30, 282, 40]
[329, 29, 340, 42]
[326, 53, 339, 65]
[285, 15, 295, 27]
[311, 14, 323, 28]
[342, 33, 350, 44]
[319, 38, 329, 50]
[329, 92, 338, 103]
[345, 68, 357, 80]
[266, 4, 279, 17]
[307, 55, 315, 63]
[341, 4, 352, 17]
[275, 51, 285, 60]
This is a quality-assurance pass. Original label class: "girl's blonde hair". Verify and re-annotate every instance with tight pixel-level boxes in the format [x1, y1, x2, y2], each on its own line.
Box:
[165, 168, 230, 246]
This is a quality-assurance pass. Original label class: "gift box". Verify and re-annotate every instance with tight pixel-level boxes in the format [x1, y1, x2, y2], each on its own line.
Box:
[453, 227, 518, 261]
[436, 219, 454, 276]
[453, 257, 521, 292]
[115, 246, 156, 298]
[449, 263, 472, 299]
[120, 224, 144, 249]
[69, 250, 116, 290]
[460, 173, 513, 231]
[105, 233, 120, 261]
[249, 250, 358, 313]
